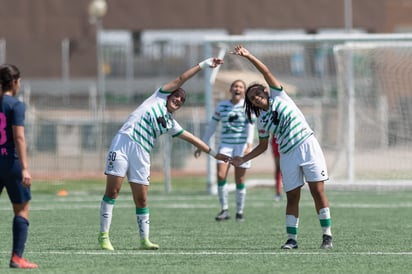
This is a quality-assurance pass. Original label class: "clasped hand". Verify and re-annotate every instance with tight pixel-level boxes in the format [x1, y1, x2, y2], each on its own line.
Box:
[230, 156, 244, 167]
[215, 153, 231, 162]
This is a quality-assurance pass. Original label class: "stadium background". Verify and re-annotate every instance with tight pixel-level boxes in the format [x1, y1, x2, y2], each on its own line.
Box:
[0, 0, 411, 184]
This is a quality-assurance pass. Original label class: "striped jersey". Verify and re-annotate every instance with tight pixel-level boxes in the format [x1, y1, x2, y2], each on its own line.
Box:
[118, 88, 184, 153]
[257, 86, 313, 154]
[203, 99, 254, 145]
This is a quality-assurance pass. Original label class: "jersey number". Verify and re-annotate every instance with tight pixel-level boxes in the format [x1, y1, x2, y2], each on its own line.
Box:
[0, 113, 7, 145]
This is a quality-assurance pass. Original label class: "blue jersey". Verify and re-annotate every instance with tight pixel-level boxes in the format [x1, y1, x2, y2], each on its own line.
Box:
[0, 95, 25, 159]
[0, 94, 31, 204]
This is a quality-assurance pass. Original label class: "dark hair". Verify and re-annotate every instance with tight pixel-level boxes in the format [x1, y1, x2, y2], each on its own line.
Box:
[0, 64, 20, 92]
[170, 87, 186, 104]
[244, 83, 266, 123]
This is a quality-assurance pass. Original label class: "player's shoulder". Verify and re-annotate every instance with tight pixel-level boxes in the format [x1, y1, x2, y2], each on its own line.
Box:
[219, 99, 232, 105]
[216, 100, 231, 108]
[2, 95, 24, 109]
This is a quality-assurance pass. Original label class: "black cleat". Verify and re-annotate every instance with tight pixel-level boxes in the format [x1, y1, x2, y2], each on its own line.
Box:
[215, 210, 230, 221]
[320, 234, 333, 249]
[281, 238, 298, 249]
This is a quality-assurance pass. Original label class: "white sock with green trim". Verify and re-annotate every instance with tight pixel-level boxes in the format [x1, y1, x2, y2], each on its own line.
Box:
[235, 184, 246, 214]
[136, 208, 150, 240]
[100, 196, 115, 233]
[217, 180, 228, 210]
[319, 207, 332, 236]
[286, 214, 299, 240]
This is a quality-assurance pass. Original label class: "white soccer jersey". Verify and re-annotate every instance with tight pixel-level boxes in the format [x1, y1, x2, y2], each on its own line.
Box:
[257, 86, 313, 154]
[203, 99, 255, 145]
[118, 88, 184, 153]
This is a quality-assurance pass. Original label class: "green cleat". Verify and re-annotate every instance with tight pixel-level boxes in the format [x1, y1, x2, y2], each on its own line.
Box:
[140, 238, 159, 250]
[98, 232, 114, 250]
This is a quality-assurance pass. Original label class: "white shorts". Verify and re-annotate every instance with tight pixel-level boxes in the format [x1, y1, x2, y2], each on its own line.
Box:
[280, 134, 328, 192]
[104, 133, 151, 185]
[218, 143, 251, 169]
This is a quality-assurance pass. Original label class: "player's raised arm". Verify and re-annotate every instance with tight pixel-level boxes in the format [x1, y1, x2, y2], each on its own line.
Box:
[162, 57, 224, 92]
[231, 45, 281, 89]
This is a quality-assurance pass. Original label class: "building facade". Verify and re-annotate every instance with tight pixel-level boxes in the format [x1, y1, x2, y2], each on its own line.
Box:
[0, 0, 411, 77]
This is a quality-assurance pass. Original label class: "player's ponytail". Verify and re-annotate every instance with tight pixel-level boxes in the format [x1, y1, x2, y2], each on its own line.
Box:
[0, 64, 20, 92]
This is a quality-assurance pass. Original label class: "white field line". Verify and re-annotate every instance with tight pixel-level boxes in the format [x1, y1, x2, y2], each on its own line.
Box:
[1, 200, 412, 211]
[0, 250, 411, 256]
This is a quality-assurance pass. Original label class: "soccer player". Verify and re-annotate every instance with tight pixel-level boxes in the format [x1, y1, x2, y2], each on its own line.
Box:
[230, 45, 333, 249]
[194, 79, 255, 222]
[0, 64, 38, 268]
[271, 135, 282, 201]
[98, 57, 230, 250]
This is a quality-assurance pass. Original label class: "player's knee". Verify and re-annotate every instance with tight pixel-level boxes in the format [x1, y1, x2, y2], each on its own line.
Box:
[134, 197, 147, 208]
[105, 189, 120, 199]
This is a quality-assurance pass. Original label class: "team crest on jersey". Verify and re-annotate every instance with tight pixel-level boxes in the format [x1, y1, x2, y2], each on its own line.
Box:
[156, 116, 167, 128]
[271, 111, 280, 125]
[228, 113, 239, 122]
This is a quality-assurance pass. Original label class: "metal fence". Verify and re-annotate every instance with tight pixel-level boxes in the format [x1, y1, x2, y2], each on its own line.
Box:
[7, 34, 412, 183]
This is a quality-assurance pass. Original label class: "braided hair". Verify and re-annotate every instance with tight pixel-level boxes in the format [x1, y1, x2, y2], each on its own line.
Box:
[244, 83, 267, 123]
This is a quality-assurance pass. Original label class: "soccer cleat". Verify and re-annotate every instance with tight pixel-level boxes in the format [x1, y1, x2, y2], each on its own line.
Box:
[98, 232, 114, 250]
[9, 253, 38, 269]
[274, 194, 282, 202]
[281, 238, 298, 249]
[140, 238, 159, 250]
[320, 234, 333, 249]
[215, 210, 230, 221]
[235, 213, 244, 222]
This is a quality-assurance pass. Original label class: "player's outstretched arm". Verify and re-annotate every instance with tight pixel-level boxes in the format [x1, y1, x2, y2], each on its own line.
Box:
[231, 45, 281, 89]
[162, 58, 224, 92]
[179, 130, 230, 162]
[232, 138, 269, 167]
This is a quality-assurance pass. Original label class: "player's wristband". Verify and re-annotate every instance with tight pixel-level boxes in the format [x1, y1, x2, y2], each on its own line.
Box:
[198, 58, 213, 70]
[208, 148, 217, 157]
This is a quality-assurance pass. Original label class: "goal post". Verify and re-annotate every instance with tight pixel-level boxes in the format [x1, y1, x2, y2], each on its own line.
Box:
[203, 33, 412, 185]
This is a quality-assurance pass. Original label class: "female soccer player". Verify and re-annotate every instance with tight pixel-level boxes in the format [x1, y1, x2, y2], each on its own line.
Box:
[230, 45, 333, 249]
[98, 57, 230, 250]
[0, 64, 38, 268]
[194, 79, 255, 222]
